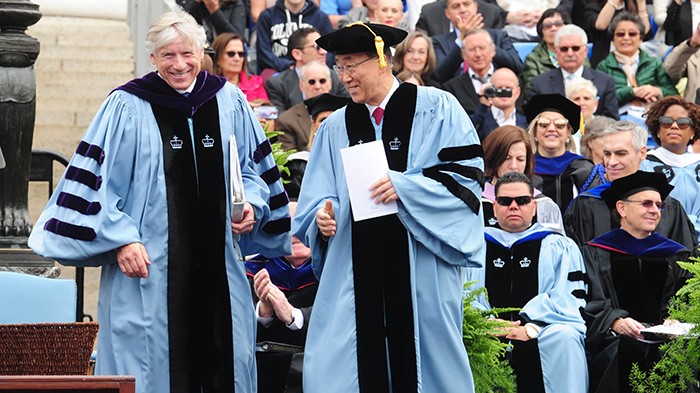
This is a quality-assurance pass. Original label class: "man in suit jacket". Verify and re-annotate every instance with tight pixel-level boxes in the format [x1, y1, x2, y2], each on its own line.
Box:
[664, 23, 700, 104]
[276, 61, 332, 151]
[415, 0, 503, 37]
[265, 27, 348, 112]
[469, 67, 528, 141]
[527, 24, 619, 119]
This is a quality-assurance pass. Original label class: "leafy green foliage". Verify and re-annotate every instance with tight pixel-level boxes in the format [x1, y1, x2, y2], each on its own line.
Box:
[263, 127, 294, 180]
[463, 281, 518, 393]
[630, 257, 700, 392]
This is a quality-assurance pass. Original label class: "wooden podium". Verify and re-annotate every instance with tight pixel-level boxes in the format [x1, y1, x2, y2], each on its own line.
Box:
[0, 376, 135, 392]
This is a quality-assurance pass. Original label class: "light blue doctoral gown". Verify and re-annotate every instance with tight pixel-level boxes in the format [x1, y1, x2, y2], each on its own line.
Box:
[293, 86, 485, 393]
[641, 147, 700, 241]
[28, 83, 291, 393]
[467, 224, 588, 393]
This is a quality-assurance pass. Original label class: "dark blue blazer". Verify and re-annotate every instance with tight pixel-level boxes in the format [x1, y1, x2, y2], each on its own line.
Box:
[470, 104, 528, 141]
[432, 28, 524, 83]
[526, 67, 620, 120]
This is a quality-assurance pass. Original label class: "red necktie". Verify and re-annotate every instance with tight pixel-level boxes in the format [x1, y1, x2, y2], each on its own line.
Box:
[372, 107, 384, 125]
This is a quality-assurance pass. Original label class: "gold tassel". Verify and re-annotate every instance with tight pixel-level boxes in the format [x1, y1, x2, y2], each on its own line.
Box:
[346, 21, 386, 69]
[580, 111, 585, 135]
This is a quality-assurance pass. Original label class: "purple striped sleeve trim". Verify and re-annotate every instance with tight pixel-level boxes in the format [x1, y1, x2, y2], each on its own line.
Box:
[65, 166, 102, 190]
[56, 192, 102, 215]
[269, 192, 289, 210]
[44, 218, 96, 241]
[253, 140, 273, 164]
[262, 217, 291, 234]
[76, 141, 105, 165]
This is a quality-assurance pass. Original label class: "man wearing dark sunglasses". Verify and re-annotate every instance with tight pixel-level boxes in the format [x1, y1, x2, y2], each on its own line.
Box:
[527, 24, 619, 119]
[468, 171, 589, 393]
[584, 170, 691, 393]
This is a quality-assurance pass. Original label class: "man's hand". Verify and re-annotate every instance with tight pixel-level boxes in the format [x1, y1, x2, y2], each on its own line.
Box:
[690, 23, 700, 48]
[457, 14, 485, 41]
[370, 176, 399, 204]
[316, 200, 336, 237]
[116, 242, 151, 278]
[253, 268, 294, 324]
[612, 317, 645, 339]
[231, 202, 255, 235]
[478, 83, 494, 106]
[633, 85, 662, 102]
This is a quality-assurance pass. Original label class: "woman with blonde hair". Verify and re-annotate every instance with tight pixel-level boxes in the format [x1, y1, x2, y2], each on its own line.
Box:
[393, 31, 440, 87]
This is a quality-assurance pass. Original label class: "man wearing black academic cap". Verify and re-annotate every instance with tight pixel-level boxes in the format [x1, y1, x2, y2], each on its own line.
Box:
[303, 93, 351, 150]
[583, 170, 692, 393]
[292, 22, 485, 393]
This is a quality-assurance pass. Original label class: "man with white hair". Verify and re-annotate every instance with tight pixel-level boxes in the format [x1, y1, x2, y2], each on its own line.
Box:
[29, 10, 291, 393]
[527, 24, 619, 119]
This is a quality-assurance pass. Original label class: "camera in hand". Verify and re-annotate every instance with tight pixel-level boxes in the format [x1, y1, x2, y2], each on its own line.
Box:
[483, 86, 513, 98]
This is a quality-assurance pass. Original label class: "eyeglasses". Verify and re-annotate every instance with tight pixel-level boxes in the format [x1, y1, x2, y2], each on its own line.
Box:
[333, 57, 377, 76]
[299, 43, 322, 51]
[226, 51, 245, 58]
[536, 118, 569, 130]
[306, 78, 328, 85]
[624, 199, 666, 210]
[558, 45, 582, 53]
[614, 31, 640, 38]
[495, 195, 533, 206]
[658, 116, 693, 130]
[542, 20, 564, 30]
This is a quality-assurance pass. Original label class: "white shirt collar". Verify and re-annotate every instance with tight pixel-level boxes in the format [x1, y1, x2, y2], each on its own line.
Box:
[365, 77, 400, 116]
[491, 106, 516, 126]
[157, 71, 197, 95]
[561, 66, 584, 82]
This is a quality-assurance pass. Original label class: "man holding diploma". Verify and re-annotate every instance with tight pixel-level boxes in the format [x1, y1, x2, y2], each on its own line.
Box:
[293, 22, 485, 393]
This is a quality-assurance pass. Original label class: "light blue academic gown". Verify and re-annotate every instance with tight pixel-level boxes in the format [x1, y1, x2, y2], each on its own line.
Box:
[641, 147, 700, 241]
[28, 84, 291, 393]
[468, 224, 589, 393]
[293, 86, 485, 393]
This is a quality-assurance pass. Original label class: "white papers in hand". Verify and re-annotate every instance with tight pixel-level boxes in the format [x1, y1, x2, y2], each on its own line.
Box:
[230, 135, 246, 222]
[340, 140, 398, 222]
[642, 322, 695, 337]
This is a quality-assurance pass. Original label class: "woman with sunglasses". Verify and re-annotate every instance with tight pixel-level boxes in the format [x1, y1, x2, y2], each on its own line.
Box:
[212, 32, 269, 102]
[521, 8, 572, 94]
[641, 96, 700, 241]
[524, 94, 600, 214]
[481, 125, 566, 234]
[596, 12, 677, 119]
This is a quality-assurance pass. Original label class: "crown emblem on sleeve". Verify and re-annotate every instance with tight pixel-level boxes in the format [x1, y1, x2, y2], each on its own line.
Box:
[493, 258, 505, 268]
[389, 137, 401, 151]
[202, 134, 215, 148]
[519, 257, 532, 268]
[170, 136, 183, 149]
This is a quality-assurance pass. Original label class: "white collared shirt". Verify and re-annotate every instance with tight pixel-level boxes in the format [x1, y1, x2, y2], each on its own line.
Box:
[491, 106, 517, 126]
[561, 66, 584, 86]
[365, 77, 400, 122]
[468, 64, 494, 93]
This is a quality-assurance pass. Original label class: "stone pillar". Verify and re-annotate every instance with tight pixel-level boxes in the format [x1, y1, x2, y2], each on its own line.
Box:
[0, 0, 42, 241]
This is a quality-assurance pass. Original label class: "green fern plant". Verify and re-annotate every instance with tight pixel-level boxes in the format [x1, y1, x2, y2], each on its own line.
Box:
[630, 257, 700, 392]
[463, 281, 518, 393]
[263, 127, 294, 181]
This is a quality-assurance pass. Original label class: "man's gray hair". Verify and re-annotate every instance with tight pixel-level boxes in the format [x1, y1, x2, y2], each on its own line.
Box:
[146, 10, 207, 55]
[462, 29, 495, 48]
[598, 120, 648, 152]
[565, 77, 597, 99]
[299, 60, 331, 81]
[554, 24, 588, 47]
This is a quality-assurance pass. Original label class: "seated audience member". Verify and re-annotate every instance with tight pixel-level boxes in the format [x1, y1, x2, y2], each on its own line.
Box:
[495, 0, 567, 43]
[393, 31, 441, 87]
[482, 126, 565, 234]
[442, 30, 520, 114]
[255, 0, 333, 73]
[212, 32, 268, 101]
[338, 0, 379, 28]
[470, 67, 527, 140]
[304, 93, 352, 150]
[583, 0, 650, 68]
[415, 0, 504, 37]
[563, 120, 698, 252]
[376, 0, 409, 30]
[579, 115, 616, 164]
[664, 24, 700, 103]
[641, 96, 700, 242]
[528, 24, 619, 120]
[264, 28, 348, 112]
[431, 0, 523, 82]
[468, 171, 588, 393]
[276, 61, 332, 151]
[524, 94, 599, 213]
[246, 201, 318, 393]
[177, 0, 246, 43]
[565, 77, 601, 125]
[583, 171, 691, 393]
[321, 0, 355, 28]
[596, 12, 677, 120]
[522, 8, 571, 94]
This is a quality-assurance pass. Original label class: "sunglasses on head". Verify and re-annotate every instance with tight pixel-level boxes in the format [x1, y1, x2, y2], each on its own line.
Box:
[226, 51, 245, 58]
[624, 199, 666, 210]
[658, 116, 693, 129]
[536, 118, 569, 130]
[614, 31, 640, 38]
[558, 45, 582, 53]
[307, 78, 327, 85]
[495, 195, 533, 206]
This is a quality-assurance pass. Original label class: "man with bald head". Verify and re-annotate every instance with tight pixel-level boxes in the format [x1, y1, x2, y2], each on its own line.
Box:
[469, 67, 527, 140]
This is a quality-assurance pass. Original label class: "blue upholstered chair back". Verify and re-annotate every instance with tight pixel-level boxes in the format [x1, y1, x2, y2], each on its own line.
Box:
[0, 271, 77, 323]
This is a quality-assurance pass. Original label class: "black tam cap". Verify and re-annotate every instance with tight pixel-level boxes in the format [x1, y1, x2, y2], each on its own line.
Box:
[523, 93, 582, 134]
[316, 22, 407, 66]
[304, 93, 351, 118]
[601, 170, 674, 209]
